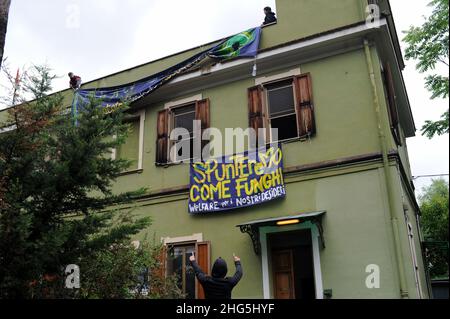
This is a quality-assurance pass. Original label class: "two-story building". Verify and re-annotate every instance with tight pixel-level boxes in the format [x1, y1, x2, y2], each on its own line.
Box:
[0, 0, 431, 299]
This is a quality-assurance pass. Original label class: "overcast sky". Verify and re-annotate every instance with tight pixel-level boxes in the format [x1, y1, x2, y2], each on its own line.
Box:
[1, 0, 448, 195]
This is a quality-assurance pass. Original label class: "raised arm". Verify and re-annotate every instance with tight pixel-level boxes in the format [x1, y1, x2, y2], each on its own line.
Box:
[229, 254, 243, 287]
[189, 252, 207, 283]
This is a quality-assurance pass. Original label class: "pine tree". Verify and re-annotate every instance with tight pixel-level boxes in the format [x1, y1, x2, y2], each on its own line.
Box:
[0, 65, 151, 298]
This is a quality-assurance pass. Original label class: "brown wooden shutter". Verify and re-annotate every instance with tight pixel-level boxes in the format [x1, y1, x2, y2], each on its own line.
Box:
[383, 63, 401, 145]
[294, 73, 316, 138]
[195, 99, 210, 161]
[156, 109, 169, 165]
[195, 241, 211, 299]
[195, 99, 210, 130]
[248, 85, 265, 145]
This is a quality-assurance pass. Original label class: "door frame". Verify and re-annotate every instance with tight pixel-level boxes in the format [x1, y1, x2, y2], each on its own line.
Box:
[260, 221, 324, 299]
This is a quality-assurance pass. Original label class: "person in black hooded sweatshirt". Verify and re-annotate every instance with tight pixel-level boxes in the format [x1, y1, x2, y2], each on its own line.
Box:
[189, 253, 243, 299]
[262, 6, 277, 25]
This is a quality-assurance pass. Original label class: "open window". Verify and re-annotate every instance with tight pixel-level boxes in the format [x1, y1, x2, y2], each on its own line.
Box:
[165, 241, 211, 299]
[156, 98, 210, 165]
[171, 104, 196, 162]
[266, 79, 298, 141]
[167, 243, 196, 299]
[248, 73, 316, 144]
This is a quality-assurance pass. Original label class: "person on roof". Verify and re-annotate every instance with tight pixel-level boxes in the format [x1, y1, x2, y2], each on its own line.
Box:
[263, 6, 277, 25]
[68, 72, 82, 90]
[189, 252, 243, 299]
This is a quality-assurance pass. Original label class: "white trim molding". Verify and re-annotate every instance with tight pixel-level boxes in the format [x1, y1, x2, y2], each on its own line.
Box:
[255, 67, 301, 86]
[0, 124, 17, 133]
[165, 95, 202, 164]
[164, 94, 202, 109]
[111, 109, 145, 171]
[137, 109, 145, 170]
[111, 134, 117, 160]
[162, 233, 203, 245]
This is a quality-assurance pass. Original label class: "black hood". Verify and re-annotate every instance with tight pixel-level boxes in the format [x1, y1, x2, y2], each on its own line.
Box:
[211, 258, 228, 278]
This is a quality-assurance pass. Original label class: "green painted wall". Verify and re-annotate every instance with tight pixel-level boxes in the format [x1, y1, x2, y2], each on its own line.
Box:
[128, 166, 406, 299]
[112, 48, 382, 195]
[104, 46, 428, 299]
[261, 0, 367, 48]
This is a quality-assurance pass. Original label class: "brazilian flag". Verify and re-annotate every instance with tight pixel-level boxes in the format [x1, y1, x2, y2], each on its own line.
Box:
[209, 28, 261, 60]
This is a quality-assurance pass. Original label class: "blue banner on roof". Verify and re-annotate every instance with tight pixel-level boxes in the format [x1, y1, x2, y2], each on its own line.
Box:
[188, 145, 286, 214]
[72, 27, 261, 118]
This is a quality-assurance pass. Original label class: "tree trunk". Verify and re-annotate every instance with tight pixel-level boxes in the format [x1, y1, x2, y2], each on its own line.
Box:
[0, 0, 11, 70]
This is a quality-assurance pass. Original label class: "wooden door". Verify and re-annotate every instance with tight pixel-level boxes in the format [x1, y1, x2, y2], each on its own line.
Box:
[272, 249, 295, 299]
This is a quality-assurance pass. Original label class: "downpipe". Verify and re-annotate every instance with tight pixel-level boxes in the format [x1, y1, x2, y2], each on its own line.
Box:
[363, 39, 409, 298]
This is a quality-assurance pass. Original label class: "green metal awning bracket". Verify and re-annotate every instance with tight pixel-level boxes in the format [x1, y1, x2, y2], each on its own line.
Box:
[238, 224, 261, 255]
[237, 211, 326, 255]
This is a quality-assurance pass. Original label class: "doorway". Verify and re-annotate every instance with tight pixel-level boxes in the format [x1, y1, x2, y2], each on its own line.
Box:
[269, 229, 316, 299]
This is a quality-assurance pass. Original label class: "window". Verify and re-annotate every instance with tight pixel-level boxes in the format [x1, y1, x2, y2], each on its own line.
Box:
[156, 99, 210, 165]
[405, 212, 424, 298]
[171, 104, 196, 162]
[113, 110, 145, 172]
[382, 63, 402, 146]
[266, 80, 298, 141]
[165, 241, 211, 299]
[167, 244, 196, 299]
[117, 117, 140, 170]
[248, 73, 316, 144]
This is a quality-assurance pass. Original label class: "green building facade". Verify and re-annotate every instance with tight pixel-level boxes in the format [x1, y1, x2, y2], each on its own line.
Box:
[1, 0, 430, 299]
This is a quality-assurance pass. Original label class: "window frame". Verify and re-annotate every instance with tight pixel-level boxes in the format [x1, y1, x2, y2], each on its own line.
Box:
[381, 63, 402, 146]
[404, 211, 424, 298]
[168, 102, 197, 164]
[162, 233, 209, 299]
[262, 76, 301, 143]
[166, 242, 197, 299]
[111, 109, 145, 174]
[163, 94, 204, 165]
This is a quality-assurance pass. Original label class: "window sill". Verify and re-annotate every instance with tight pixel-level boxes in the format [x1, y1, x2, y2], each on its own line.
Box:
[156, 161, 191, 168]
[272, 135, 314, 145]
[116, 168, 143, 176]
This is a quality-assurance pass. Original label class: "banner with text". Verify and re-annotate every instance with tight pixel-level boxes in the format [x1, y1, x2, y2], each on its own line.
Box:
[189, 145, 286, 214]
